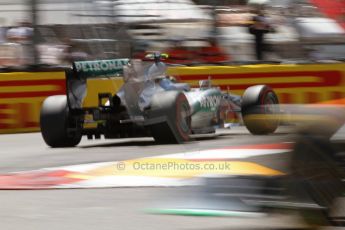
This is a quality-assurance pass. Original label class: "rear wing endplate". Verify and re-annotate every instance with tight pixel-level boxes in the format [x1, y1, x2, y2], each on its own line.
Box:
[66, 59, 129, 110]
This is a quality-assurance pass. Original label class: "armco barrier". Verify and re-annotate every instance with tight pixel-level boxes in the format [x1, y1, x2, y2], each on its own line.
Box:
[0, 62, 345, 134]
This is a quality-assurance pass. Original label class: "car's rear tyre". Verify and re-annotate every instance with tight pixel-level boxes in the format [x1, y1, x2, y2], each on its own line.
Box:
[241, 85, 279, 135]
[40, 95, 82, 147]
[148, 91, 191, 144]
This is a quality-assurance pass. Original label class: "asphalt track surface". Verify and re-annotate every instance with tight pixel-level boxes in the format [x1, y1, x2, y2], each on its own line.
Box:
[0, 127, 340, 230]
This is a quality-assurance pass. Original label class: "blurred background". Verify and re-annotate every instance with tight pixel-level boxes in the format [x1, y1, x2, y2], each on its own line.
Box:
[0, 0, 344, 67]
[0, 2, 345, 230]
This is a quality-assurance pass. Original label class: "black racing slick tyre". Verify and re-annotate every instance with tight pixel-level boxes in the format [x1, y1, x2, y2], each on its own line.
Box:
[241, 85, 279, 135]
[148, 91, 191, 144]
[40, 95, 82, 147]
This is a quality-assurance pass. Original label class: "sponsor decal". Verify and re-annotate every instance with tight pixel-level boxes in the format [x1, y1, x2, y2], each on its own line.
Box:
[199, 95, 222, 109]
[0, 102, 40, 130]
[74, 59, 129, 76]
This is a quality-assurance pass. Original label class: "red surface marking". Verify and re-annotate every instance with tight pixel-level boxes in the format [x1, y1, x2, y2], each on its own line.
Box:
[0, 143, 293, 189]
[0, 170, 84, 189]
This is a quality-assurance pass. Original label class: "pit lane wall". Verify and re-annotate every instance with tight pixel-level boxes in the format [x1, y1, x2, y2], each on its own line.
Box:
[1, 62, 345, 134]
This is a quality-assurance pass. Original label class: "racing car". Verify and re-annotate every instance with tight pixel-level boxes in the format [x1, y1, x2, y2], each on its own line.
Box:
[40, 53, 279, 147]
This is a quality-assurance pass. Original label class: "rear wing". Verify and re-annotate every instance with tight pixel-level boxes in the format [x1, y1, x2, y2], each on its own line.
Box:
[72, 59, 129, 79]
[66, 59, 129, 110]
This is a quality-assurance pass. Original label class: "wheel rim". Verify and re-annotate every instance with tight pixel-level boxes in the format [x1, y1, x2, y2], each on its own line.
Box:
[264, 93, 280, 128]
[264, 96, 275, 114]
[179, 102, 191, 133]
[260, 91, 278, 114]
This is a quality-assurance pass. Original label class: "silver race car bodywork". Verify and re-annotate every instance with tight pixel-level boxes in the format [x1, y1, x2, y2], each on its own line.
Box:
[40, 54, 279, 147]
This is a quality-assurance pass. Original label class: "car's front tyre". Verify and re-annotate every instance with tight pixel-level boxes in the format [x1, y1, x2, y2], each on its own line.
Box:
[241, 85, 279, 135]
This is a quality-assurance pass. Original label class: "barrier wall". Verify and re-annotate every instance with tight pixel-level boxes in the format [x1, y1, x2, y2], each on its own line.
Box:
[0, 71, 65, 134]
[1, 62, 345, 134]
[167, 63, 345, 104]
[0, 71, 124, 134]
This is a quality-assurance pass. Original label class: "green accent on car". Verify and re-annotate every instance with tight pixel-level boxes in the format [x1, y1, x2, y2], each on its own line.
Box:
[190, 88, 223, 113]
[180, 102, 191, 133]
[146, 208, 265, 217]
[73, 59, 129, 78]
